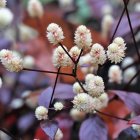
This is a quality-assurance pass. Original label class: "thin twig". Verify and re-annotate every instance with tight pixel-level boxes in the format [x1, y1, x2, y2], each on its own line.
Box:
[123, 0, 140, 62]
[49, 67, 61, 107]
[59, 43, 76, 64]
[23, 68, 73, 76]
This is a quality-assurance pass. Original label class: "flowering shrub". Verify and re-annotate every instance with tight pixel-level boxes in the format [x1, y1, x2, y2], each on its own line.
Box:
[0, 0, 140, 140]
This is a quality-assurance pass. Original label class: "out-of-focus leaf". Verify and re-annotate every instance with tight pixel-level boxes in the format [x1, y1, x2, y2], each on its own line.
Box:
[116, 127, 139, 140]
[40, 120, 58, 140]
[111, 12, 140, 38]
[54, 84, 75, 100]
[38, 87, 53, 108]
[110, 90, 140, 115]
[129, 115, 140, 125]
[17, 113, 35, 132]
[79, 115, 108, 140]
[0, 38, 12, 49]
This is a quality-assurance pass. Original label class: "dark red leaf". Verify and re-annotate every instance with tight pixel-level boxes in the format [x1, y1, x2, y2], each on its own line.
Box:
[54, 84, 75, 100]
[129, 115, 140, 125]
[110, 90, 140, 115]
[79, 115, 108, 140]
[38, 87, 53, 108]
[40, 120, 58, 140]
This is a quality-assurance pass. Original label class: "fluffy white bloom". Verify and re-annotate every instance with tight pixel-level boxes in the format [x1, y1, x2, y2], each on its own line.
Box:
[132, 124, 140, 135]
[27, 0, 44, 18]
[23, 55, 35, 68]
[108, 65, 122, 84]
[101, 14, 114, 38]
[35, 106, 48, 120]
[70, 108, 86, 121]
[74, 25, 92, 50]
[0, 77, 2, 88]
[73, 82, 84, 94]
[107, 43, 126, 63]
[54, 102, 64, 111]
[135, 3, 140, 12]
[85, 76, 105, 97]
[123, 67, 137, 84]
[47, 23, 64, 45]
[69, 46, 81, 62]
[72, 93, 96, 113]
[98, 93, 109, 108]
[0, 49, 23, 72]
[113, 37, 126, 48]
[102, 5, 112, 15]
[0, 8, 13, 28]
[55, 128, 63, 140]
[0, 0, 6, 8]
[121, 57, 134, 69]
[85, 73, 95, 83]
[90, 43, 106, 65]
[52, 46, 70, 67]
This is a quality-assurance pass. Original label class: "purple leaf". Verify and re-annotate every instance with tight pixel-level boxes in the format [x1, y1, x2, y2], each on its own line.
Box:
[40, 120, 58, 140]
[129, 115, 140, 125]
[54, 84, 75, 100]
[38, 87, 53, 108]
[110, 90, 140, 115]
[17, 113, 35, 132]
[111, 12, 140, 38]
[79, 115, 108, 140]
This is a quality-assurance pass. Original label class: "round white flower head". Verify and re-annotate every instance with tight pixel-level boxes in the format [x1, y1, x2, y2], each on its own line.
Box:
[0, 49, 23, 72]
[70, 108, 86, 121]
[23, 55, 35, 68]
[27, 0, 44, 18]
[0, 77, 2, 88]
[72, 93, 95, 113]
[35, 106, 48, 120]
[113, 37, 126, 48]
[69, 46, 81, 62]
[74, 25, 92, 50]
[73, 82, 84, 94]
[101, 14, 114, 38]
[54, 102, 64, 111]
[98, 93, 109, 108]
[0, 0, 6, 8]
[121, 57, 134, 69]
[85, 73, 95, 83]
[90, 43, 106, 65]
[55, 128, 63, 140]
[102, 5, 112, 15]
[108, 65, 122, 84]
[0, 8, 13, 28]
[123, 67, 137, 84]
[52, 46, 70, 67]
[132, 124, 140, 135]
[47, 23, 64, 45]
[85, 76, 105, 97]
[107, 43, 126, 64]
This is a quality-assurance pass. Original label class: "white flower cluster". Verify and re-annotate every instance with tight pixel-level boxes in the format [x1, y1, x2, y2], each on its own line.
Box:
[54, 102, 64, 111]
[35, 106, 48, 120]
[0, 0, 6, 8]
[108, 65, 122, 84]
[73, 82, 84, 94]
[27, 0, 44, 18]
[0, 77, 2, 88]
[47, 23, 64, 45]
[132, 124, 140, 135]
[0, 8, 13, 28]
[90, 43, 106, 65]
[55, 128, 63, 140]
[85, 74, 105, 97]
[52, 46, 70, 67]
[0, 49, 23, 72]
[107, 37, 126, 64]
[74, 25, 92, 50]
